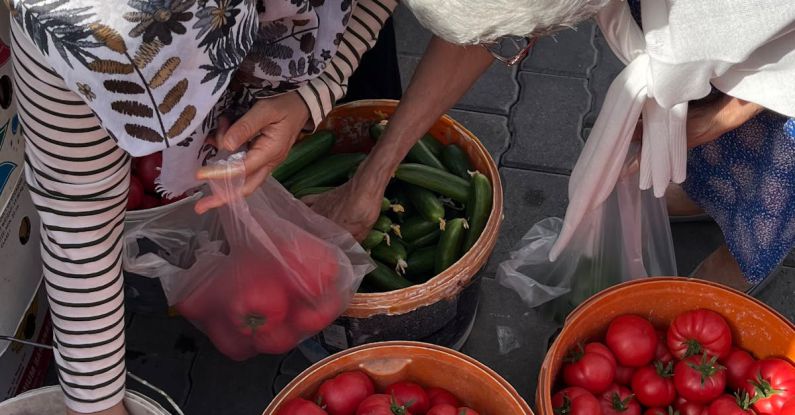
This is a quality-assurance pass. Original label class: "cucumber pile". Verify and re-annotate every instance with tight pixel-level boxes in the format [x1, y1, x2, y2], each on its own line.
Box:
[274, 120, 493, 293]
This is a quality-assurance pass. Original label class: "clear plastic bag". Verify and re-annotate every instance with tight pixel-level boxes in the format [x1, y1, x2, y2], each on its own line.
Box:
[123, 153, 374, 360]
[496, 148, 677, 323]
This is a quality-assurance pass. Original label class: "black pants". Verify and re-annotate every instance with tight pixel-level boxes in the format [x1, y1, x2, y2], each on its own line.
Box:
[342, 17, 403, 102]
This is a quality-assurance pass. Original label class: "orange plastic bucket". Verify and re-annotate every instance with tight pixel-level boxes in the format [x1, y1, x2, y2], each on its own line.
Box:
[306, 100, 503, 352]
[264, 341, 533, 414]
[536, 277, 795, 414]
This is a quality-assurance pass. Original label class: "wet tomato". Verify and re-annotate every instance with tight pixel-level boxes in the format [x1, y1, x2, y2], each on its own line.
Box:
[277, 398, 328, 415]
[744, 358, 795, 415]
[721, 348, 756, 391]
[426, 388, 460, 408]
[356, 394, 412, 415]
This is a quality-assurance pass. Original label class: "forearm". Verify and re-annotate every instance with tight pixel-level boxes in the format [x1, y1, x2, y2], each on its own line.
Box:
[358, 36, 494, 191]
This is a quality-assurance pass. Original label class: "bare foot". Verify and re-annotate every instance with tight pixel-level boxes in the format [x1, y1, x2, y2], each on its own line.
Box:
[666, 183, 705, 217]
[691, 244, 752, 292]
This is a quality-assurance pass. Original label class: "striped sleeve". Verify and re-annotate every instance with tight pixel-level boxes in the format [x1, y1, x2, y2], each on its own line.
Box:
[297, 0, 399, 128]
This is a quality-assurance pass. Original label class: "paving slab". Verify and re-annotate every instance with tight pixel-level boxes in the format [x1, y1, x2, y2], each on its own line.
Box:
[670, 221, 725, 276]
[583, 28, 625, 132]
[521, 21, 597, 78]
[502, 72, 589, 173]
[447, 109, 511, 162]
[392, 4, 431, 57]
[753, 267, 795, 322]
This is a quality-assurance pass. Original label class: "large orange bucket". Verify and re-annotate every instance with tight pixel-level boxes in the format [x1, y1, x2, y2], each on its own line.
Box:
[536, 277, 795, 414]
[305, 100, 503, 353]
[264, 341, 533, 414]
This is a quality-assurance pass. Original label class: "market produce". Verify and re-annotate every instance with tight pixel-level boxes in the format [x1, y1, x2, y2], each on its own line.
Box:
[273, 120, 494, 294]
[127, 151, 190, 210]
[552, 387, 601, 415]
[279, 371, 483, 415]
[552, 308, 795, 415]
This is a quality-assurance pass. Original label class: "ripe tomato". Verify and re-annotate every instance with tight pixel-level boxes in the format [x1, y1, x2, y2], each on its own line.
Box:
[291, 296, 341, 334]
[631, 362, 676, 408]
[563, 342, 617, 394]
[253, 323, 299, 354]
[227, 275, 288, 337]
[133, 152, 162, 193]
[781, 399, 795, 415]
[140, 194, 160, 210]
[667, 309, 732, 360]
[426, 388, 460, 408]
[721, 348, 756, 391]
[674, 354, 727, 404]
[606, 315, 658, 367]
[552, 387, 601, 415]
[278, 233, 340, 300]
[385, 381, 430, 414]
[318, 371, 376, 415]
[675, 396, 708, 415]
[615, 365, 636, 386]
[744, 358, 795, 415]
[277, 398, 328, 415]
[707, 394, 754, 415]
[456, 409, 478, 415]
[655, 331, 674, 364]
[356, 394, 412, 415]
[600, 384, 641, 415]
[426, 405, 456, 415]
[127, 176, 144, 210]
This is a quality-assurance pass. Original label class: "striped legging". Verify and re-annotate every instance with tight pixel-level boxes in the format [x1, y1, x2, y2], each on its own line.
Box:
[11, 22, 128, 412]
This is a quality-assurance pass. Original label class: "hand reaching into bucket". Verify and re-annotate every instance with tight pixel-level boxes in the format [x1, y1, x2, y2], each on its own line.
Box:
[302, 176, 383, 242]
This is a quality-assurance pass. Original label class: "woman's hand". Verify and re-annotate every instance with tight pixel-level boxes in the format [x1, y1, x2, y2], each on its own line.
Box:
[302, 178, 384, 241]
[687, 95, 763, 148]
[194, 91, 310, 214]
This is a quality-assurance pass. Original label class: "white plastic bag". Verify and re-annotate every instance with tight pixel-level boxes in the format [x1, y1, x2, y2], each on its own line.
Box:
[497, 147, 677, 322]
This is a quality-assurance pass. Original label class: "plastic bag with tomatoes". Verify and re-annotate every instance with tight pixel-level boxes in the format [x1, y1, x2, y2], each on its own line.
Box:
[124, 153, 374, 360]
[496, 144, 677, 322]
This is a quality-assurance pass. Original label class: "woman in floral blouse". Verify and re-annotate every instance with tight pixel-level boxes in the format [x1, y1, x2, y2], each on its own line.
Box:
[8, 0, 396, 413]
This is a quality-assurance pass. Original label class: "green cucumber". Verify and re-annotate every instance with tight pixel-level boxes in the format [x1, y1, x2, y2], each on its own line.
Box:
[288, 153, 366, 193]
[410, 229, 441, 251]
[405, 246, 436, 279]
[362, 230, 390, 250]
[441, 144, 474, 179]
[381, 197, 391, 211]
[435, 218, 468, 274]
[293, 186, 333, 199]
[400, 216, 440, 242]
[272, 131, 335, 183]
[364, 260, 413, 292]
[462, 172, 493, 251]
[371, 241, 408, 274]
[373, 215, 392, 233]
[389, 187, 412, 222]
[420, 134, 444, 157]
[369, 120, 388, 140]
[395, 163, 470, 203]
[406, 185, 446, 230]
[406, 138, 447, 171]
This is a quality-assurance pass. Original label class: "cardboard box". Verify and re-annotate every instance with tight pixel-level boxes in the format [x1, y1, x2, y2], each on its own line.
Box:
[0, 279, 53, 401]
[0, 177, 43, 358]
[0, 7, 22, 212]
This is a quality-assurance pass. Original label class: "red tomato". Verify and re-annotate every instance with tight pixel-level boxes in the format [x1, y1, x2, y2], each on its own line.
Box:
[277, 398, 328, 415]
[655, 330, 675, 364]
[781, 399, 795, 415]
[253, 324, 298, 354]
[606, 315, 658, 368]
[615, 365, 636, 386]
[674, 354, 727, 404]
[707, 394, 754, 415]
[385, 382, 430, 414]
[279, 233, 340, 300]
[426, 388, 460, 408]
[721, 348, 756, 391]
[318, 371, 376, 415]
[127, 176, 144, 210]
[631, 362, 677, 408]
[356, 395, 412, 415]
[563, 342, 617, 394]
[744, 358, 795, 415]
[644, 408, 678, 415]
[227, 276, 288, 337]
[552, 387, 601, 415]
[456, 409, 478, 415]
[600, 384, 641, 415]
[133, 152, 162, 193]
[140, 194, 160, 210]
[675, 396, 708, 415]
[426, 405, 456, 415]
[667, 309, 732, 360]
[292, 296, 341, 334]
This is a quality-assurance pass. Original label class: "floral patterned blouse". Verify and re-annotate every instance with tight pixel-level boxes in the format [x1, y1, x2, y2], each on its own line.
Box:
[9, 0, 397, 196]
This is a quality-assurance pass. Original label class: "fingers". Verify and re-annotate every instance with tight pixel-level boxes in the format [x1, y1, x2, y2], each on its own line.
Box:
[207, 115, 231, 148]
[220, 101, 279, 152]
[194, 194, 226, 215]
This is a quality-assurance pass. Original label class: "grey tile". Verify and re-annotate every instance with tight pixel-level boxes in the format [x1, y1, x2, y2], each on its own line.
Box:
[669, 222, 724, 276]
[784, 250, 795, 267]
[462, 277, 559, 408]
[393, 4, 432, 56]
[521, 20, 597, 78]
[503, 72, 589, 173]
[447, 109, 510, 162]
[399, 55, 520, 116]
[483, 168, 569, 276]
[583, 29, 625, 129]
[754, 267, 795, 322]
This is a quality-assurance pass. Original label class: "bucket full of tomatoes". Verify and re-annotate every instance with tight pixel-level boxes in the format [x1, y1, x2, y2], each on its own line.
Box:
[538, 277, 795, 415]
[264, 341, 533, 415]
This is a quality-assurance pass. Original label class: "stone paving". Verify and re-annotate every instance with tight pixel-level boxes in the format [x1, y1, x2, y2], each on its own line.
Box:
[43, 6, 794, 414]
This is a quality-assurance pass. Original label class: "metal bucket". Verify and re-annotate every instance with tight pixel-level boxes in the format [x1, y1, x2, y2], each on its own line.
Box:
[0, 386, 170, 415]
